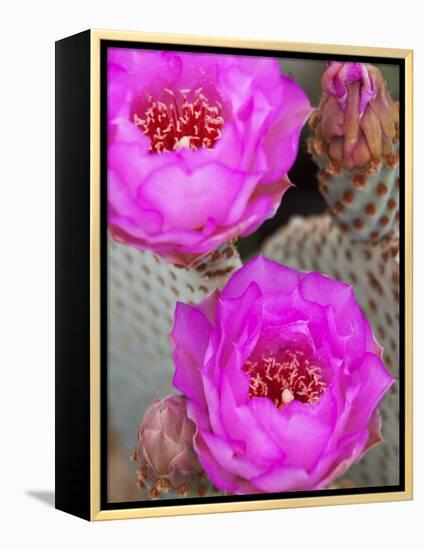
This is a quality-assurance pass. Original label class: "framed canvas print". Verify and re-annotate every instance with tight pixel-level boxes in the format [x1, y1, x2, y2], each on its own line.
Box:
[55, 29, 413, 521]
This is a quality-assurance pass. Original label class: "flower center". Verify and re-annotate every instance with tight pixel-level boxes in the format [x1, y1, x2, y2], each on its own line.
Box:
[243, 348, 327, 407]
[133, 88, 224, 154]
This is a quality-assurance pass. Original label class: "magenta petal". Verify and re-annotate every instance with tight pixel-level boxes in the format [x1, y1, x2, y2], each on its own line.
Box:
[139, 162, 262, 229]
[221, 346, 254, 405]
[186, 400, 210, 432]
[214, 282, 262, 370]
[270, 410, 332, 471]
[237, 180, 292, 237]
[193, 432, 245, 493]
[108, 169, 163, 236]
[196, 290, 220, 326]
[261, 74, 312, 182]
[199, 429, 265, 479]
[200, 371, 228, 439]
[346, 353, 394, 433]
[220, 375, 285, 464]
[299, 271, 353, 310]
[311, 429, 369, 489]
[250, 464, 309, 493]
[221, 256, 301, 300]
[361, 409, 383, 455]
[170, 303, 212, 405]
[299, 272, 371, 357]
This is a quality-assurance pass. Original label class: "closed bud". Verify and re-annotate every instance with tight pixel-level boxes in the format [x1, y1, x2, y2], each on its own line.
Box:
[135, 395, 203, 490]
[309, 62, 399, 172]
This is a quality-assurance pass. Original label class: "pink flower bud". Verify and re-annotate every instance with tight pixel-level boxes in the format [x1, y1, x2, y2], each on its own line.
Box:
[135, 395, 203, 490]
[309, 62, 399, 172]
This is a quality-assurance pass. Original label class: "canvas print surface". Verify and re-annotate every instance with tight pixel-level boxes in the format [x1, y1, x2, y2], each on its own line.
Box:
[106, 46, 401, 504]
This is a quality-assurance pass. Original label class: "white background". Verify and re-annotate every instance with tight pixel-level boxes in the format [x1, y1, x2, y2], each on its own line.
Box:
[0, 0, 421, 548]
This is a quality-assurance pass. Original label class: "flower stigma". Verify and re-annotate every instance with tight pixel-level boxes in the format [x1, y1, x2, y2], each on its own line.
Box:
[134, 88, 224, 153]
[243, 348, 327, 408]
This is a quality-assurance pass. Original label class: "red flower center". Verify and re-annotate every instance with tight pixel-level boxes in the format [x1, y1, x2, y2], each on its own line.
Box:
[243, 348, 327, 407]
[134, 88, 224, 154]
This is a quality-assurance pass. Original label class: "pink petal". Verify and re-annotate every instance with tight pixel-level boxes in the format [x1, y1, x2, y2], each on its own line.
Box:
[199, 429, 265, 479]
[170, 303, 212, 405]
[250, 464, 309, 493]
[346, 353, 395, 433]
[193, 431, 249, 493]
[261, 74, 312, 182]
[221, 256, 301, 300]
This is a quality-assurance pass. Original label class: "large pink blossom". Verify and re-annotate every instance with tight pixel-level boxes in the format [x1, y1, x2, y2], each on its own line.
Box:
[107, 49, 311, 266]
[170, 257, 394, 494]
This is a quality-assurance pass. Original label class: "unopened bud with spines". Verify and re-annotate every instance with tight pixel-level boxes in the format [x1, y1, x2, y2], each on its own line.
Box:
[308, 62, 400, 242]
[132, 395, 219, 500]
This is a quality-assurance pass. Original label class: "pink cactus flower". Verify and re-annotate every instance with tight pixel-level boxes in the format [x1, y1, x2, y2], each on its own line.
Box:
[107, 48, 311, 266]
[170, 256, 394, 494]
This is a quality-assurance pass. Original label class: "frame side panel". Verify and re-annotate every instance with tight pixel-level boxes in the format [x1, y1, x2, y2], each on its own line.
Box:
[55, 30, 91, 521]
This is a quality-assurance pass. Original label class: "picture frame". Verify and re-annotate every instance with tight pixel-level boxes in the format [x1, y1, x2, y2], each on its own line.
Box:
[55, 29, 413, 521]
